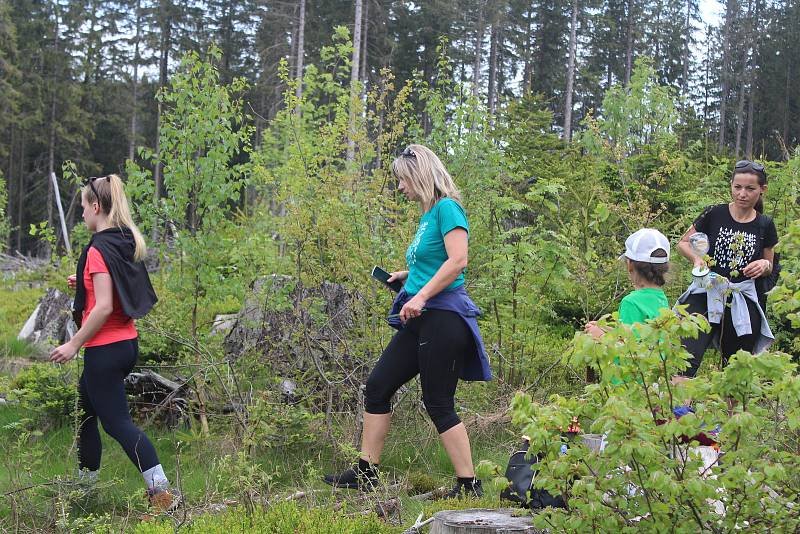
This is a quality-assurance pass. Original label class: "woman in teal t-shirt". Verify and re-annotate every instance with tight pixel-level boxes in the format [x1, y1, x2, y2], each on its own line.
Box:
[324, 144, 489, 498]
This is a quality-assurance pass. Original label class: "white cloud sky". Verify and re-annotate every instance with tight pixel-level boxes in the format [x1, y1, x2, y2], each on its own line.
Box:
[700, 0, 723, 26]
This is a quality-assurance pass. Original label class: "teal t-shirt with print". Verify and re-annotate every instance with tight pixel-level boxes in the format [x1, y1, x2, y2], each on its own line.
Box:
[404, 198, 469, 296]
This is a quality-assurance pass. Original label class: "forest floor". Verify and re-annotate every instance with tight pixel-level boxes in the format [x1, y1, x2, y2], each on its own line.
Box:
[0, 384, 527, 532]
[0, 278, 538, 532]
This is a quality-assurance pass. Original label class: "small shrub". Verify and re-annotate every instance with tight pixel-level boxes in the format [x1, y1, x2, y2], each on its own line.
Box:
[7, 362, 79, 429]
[511, 309, 800, 532]
[244, 387, 323, 451]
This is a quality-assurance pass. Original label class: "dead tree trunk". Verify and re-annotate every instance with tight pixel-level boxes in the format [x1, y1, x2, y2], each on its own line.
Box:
[472, 1, 486, 98]
[782, 60, 791, 154]
[523, 7, 533, 95]
[564, 0, 579, 141]
[16, 132, 25, 252]
[47, 3, 61, 255]
[624, 0, 635, 86]
[718, 0, 738, 151]
[154, 3, 172, 220]
[681, 0, 692, 101]
[487, 20, 498, 118]
[360, 0, 369, 87]
[734, 82, 745, 157]
[294, 0, 305, 105]
[129, 0, 142, 162]
[346, 0, 363, 162]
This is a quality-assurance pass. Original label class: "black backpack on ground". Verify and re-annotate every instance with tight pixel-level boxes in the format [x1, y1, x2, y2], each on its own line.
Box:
[500, 438, 567, 510]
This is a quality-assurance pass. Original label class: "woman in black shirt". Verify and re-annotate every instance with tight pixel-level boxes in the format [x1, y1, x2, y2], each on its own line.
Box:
[676, 160, 778, 376]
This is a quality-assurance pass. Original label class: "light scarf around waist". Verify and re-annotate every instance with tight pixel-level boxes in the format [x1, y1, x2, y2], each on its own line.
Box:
[676, 277, 774, 354]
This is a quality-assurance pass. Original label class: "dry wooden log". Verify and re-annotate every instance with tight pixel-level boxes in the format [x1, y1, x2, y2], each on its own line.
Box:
[429, 509, 545, 534]
[0, 252, 47, 273]
[125, 369, 189, 428]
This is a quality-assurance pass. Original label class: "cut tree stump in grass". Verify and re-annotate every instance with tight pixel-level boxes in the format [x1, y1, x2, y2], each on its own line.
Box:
[429, 509, 545, 534]
[17, 288, 75, 357]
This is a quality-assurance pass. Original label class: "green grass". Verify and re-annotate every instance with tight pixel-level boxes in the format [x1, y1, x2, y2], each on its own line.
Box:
[0, 390, 522, 532]
[0, 335, 38, 359]
[0, 284, 43, 342]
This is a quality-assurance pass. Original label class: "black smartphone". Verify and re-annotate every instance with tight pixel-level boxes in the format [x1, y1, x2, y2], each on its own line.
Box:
[371, 266, 404, 292]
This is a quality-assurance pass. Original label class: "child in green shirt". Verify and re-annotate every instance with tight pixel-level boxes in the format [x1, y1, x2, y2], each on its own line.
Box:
[585, 228, 671, 338]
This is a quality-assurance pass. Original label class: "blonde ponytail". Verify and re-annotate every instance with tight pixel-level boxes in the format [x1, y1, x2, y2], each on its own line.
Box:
[82, 174, 147, 261]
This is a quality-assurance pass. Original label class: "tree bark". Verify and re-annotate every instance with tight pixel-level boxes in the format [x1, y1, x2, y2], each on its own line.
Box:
[472, 1, 486, 98]
[361, 0, 369, 86]
[129, 0, 142, 162]
[681, 0, 692, 100]
[624, 0, 635, 86]
[745, 83, 754, 158]
[47, 2, 61, 251]
[346, 0, 363, 162]
[488, 20, 498, 117]
[294, 0, 305, 104]
[16, 132, 24, 252]
[523, 6, 533, 95]
[564, 0, 579, 141]
[5, 125, 14, 253]
[734, 82, 745, 157]
[718, 0, 738, 151]
[735, 0, 755, 158]
[745, 0, 761, 158]
[154, 1, 172, 208]
[782, 60, 790, 153]
[653, 0, 664, 64]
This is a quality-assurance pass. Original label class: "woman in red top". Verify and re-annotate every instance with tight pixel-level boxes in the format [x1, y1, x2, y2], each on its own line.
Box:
[49, 174, 178, 512]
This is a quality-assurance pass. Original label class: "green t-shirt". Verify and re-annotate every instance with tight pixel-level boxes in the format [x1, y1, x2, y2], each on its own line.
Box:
[609, 288, 669, 385]
[618, 288, 669, 325]
[404, 198, 469, 296]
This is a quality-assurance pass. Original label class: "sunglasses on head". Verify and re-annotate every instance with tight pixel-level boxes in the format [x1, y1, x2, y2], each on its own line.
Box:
[401, 147, 416, 159]
[83, 176, 110, 206]
[734, 160, 765, 172]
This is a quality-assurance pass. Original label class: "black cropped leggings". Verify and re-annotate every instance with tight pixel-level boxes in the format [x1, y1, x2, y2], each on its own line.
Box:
[78, 338, 160, 473]
[680, 293, 763, 377]
[364, 309, 471, 434]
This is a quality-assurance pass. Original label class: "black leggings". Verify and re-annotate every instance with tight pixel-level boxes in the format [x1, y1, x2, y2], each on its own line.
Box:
[364, 309, 471, 434]
[681, 293, 763, 377]
[78, 338, 160, 473]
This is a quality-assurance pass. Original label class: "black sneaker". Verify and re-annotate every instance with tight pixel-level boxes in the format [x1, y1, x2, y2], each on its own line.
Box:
[323, 463, 379, 491]
[446, 477, 483, 499]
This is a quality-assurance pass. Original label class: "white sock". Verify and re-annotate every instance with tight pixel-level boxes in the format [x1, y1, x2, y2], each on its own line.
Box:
[142, 464, 169, 491]
[78, 468, 99, 484]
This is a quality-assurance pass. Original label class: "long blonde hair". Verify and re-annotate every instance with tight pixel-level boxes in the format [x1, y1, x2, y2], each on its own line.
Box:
[83, 174, 147, 261]
[391, 144, 462, 212]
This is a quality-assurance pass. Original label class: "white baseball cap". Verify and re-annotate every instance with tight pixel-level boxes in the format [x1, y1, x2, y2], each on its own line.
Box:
[621, 228, 670, 264]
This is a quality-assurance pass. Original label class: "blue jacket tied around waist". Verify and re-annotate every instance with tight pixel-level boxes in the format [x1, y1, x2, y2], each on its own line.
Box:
[388, 286, 492, 381]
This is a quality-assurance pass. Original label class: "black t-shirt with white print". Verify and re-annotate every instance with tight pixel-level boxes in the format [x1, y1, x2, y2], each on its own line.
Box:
[693, 204, 778, 284]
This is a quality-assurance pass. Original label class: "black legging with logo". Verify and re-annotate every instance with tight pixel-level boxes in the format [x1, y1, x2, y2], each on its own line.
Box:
[78, 338, 160, 472]
[364, 309, 472, 434]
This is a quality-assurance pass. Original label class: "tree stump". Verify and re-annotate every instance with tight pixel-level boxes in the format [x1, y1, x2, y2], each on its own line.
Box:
[17, 288, 75, 357]
[429, 509, 544, 534]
